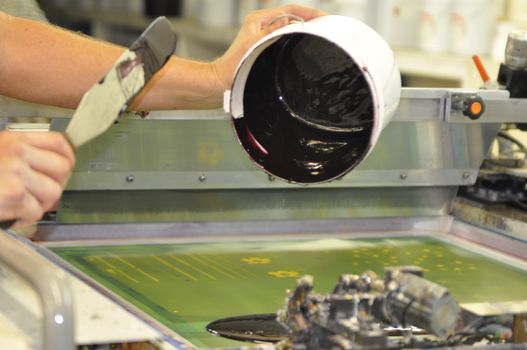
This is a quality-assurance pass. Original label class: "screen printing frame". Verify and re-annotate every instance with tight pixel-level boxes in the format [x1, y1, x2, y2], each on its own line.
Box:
[30, 214, 527, 350]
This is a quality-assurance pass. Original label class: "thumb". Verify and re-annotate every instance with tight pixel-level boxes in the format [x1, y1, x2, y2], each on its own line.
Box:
[261, 15, 294, 37]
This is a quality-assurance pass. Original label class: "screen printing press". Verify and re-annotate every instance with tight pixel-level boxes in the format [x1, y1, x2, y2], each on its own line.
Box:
[1, 86, 527, 350]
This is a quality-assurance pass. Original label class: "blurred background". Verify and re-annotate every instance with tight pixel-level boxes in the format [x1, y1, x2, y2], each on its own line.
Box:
[7, 0, 524, 90]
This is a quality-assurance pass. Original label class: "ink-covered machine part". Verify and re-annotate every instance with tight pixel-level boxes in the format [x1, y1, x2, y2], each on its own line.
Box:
[278, 267, 460, 349]
[456, 29, 527, 231]
[278, 268, 526, 350]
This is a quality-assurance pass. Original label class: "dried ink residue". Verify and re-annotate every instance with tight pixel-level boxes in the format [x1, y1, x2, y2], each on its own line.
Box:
[234, 34, 374, 184]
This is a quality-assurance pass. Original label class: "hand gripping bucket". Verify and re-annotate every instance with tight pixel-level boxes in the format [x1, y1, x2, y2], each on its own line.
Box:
[224, 15, 401, 184]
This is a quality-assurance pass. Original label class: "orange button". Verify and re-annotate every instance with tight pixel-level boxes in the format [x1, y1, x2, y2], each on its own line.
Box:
[470, 102, 483, 115]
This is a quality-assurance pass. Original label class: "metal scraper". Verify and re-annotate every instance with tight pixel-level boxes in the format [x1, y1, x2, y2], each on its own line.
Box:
[0, 16, 177, 229]
[65, 16, 176, 148]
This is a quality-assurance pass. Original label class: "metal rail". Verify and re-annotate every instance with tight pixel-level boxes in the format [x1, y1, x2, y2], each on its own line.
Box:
[0, 229, 74, 350]
[145, 88, 515, 122]
[394, 88, 514, 123]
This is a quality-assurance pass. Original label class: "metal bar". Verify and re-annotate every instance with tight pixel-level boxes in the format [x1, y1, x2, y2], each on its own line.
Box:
[35, 216, 452, 243]
[0, 230, 74, 350]
[66, 169, 480, 190]
[147, 88, 515, 123]
[457, 97, 527, 123]
[452, 198, 527, 244]
[395, 88, 511, 122]
[449, 219, 527, 261]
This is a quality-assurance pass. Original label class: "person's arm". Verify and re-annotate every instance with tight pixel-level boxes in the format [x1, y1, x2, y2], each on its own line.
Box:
[0, 5, 325, 111]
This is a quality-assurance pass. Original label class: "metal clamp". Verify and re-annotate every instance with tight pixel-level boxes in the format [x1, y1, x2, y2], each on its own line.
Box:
[0, 230, 74, 350]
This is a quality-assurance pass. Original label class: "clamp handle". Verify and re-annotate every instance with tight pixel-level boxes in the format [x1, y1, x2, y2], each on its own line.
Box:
[462, 96, 486, 120]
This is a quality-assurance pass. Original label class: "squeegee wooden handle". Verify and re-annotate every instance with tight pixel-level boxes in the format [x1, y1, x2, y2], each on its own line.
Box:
[0, 220, 15, 230]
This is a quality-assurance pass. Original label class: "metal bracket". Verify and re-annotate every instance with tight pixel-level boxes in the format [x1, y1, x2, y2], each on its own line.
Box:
[395, 88, 511, 123]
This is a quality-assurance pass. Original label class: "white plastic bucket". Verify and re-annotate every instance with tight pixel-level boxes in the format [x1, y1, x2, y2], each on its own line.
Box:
[224, 15, 401, 184]
[419, 0, 451, 53]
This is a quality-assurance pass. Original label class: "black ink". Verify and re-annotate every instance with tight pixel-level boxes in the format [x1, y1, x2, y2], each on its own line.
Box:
[234, 34, 374, 184]
[207, 313, 288, 343]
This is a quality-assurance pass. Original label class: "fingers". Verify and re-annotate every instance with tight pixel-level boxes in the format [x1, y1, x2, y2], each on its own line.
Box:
[0, 174, 44, 224]
[256, 4, 327, 29]
[281, 4, 327, 21]
[20, 141, 74, 187]
[0, 131, 75, 224]
[212, 4, 326, 97]
[244, 4, 327, 43]
[0, 156, 62, 217]
[17, 159, 63, 211]
[15, 189, 43, 223]
[261, 16, 291, 37]
[2, 131, 74, 187]
[18, 132, 75, 168]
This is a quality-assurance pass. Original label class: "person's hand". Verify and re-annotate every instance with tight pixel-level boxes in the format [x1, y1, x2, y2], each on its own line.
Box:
[0, 131, 75, 227]
[211, 4, 326, 92]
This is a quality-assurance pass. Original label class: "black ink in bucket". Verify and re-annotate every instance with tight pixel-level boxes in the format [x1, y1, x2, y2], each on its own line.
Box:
[233, 34, 374, 184]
